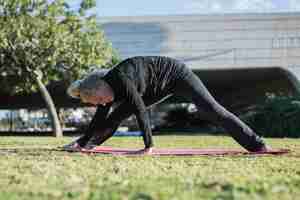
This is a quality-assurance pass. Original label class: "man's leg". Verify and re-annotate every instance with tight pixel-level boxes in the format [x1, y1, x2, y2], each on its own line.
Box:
[175, 72, 267, 152]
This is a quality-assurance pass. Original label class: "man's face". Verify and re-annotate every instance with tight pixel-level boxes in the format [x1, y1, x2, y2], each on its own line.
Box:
[81, 90, 113, 106]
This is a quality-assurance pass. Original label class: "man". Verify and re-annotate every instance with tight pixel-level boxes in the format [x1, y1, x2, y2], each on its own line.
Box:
[64, 56, 270, 154]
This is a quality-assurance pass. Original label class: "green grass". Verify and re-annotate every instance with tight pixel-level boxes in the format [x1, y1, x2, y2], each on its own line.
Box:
[0, 135, 300, 200]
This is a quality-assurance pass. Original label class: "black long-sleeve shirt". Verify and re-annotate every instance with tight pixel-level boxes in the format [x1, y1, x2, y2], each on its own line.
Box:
[104, 56, 189, 103]
[84, 56, 190, 148]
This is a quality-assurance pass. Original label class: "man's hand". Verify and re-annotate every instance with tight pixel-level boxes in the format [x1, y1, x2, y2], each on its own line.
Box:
[135, 147, 153, 155]
[62, 138, 83, 152]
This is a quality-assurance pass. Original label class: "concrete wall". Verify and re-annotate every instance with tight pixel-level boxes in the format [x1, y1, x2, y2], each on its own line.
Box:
[98, 13, 300, 71]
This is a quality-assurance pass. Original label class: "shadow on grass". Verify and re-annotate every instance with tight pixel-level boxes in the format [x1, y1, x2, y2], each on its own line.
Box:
[0, 147, 85, 157]
[0, 147, 296, 158]
[0, 129, 225, 137]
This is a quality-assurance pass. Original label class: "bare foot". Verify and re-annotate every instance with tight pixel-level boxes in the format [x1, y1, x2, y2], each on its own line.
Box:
[254, 145, 272, 152]
[81, 144, 98, 151]
[262, 145, 272, 151]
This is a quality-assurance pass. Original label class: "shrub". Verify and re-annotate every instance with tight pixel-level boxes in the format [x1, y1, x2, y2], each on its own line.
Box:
[242, 95, 300, 137]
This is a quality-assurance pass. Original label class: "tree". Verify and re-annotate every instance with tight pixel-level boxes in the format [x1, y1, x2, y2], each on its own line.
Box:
[0, 0, 118, 137]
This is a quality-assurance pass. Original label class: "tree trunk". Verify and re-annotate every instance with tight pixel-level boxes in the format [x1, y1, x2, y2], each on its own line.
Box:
[35, 76, 63, 137]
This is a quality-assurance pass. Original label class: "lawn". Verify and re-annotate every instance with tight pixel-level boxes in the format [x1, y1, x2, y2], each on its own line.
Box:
[0, 135, 299, 200]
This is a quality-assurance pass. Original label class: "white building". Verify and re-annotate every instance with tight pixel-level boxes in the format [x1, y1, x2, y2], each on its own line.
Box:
[98, 13, 300, 111]
[99, 13, 300, 70]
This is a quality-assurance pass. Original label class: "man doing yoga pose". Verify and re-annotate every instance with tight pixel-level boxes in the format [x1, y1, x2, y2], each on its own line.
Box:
[64, 56, 270, 154]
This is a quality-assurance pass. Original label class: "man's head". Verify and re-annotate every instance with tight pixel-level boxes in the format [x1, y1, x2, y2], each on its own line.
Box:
[67, 69, 114, 106]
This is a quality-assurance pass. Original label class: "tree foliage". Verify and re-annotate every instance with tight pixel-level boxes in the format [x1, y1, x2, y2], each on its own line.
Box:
[0, 0, 118, 94]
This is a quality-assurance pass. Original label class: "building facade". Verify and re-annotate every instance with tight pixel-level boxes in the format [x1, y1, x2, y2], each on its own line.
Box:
[98, 13, 300, 111]
[99, 13, 300, 71]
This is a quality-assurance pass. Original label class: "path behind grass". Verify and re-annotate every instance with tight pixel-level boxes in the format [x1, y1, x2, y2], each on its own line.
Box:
[0, 135, 299, 200]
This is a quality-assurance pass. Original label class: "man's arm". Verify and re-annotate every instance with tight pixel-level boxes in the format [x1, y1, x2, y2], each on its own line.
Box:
[84, 101, 135, 148]
[118, 72, 154, 149]
[75, 104, 111, 147]
[83, 88, 154, 150]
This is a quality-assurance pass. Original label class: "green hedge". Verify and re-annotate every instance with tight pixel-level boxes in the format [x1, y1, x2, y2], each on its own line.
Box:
[242, 95, 300, 137]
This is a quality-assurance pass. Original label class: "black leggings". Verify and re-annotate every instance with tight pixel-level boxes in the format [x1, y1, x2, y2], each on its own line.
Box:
[174, 70, 265, 151]
[83, 71, 266, 152]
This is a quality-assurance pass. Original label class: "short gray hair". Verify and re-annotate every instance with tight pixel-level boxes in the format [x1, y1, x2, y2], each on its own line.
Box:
[67, 69, 110, 99]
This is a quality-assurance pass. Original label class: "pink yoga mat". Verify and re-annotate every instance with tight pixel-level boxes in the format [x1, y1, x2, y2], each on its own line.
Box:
[79, 146, 290, 156]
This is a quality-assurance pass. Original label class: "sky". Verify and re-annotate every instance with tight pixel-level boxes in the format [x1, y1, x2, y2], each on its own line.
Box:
[73, 0, 300, 17]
